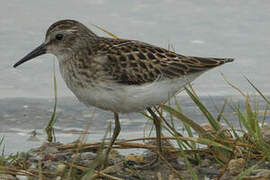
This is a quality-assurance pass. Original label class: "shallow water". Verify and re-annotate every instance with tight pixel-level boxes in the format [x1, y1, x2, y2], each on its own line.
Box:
[0, 96, 268, 154]
[1, 1, 270, 154]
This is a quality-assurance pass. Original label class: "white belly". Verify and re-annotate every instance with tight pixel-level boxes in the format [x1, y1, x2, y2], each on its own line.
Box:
[67, 72, 203, 113]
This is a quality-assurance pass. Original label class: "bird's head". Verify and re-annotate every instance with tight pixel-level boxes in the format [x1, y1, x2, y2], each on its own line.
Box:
[14, 19, 97, 68]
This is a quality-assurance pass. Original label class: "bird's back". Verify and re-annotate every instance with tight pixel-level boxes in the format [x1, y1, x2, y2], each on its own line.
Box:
[92, 37, 233, 86]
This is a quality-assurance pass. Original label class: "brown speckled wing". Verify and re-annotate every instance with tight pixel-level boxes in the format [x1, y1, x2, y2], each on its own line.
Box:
[95, 38, 233, 85]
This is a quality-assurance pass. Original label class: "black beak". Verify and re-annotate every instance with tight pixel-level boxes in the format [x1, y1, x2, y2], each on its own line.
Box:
[13, 43, 47, 68]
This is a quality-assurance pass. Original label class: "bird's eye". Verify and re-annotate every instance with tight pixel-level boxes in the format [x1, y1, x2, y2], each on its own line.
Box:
[55, 34, 63, 40]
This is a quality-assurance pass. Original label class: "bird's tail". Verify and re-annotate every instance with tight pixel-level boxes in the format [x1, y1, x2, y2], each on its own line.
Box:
[181, 56, 234, 73]
[187, 56, 234, 67]
[221, 58, 234, 63]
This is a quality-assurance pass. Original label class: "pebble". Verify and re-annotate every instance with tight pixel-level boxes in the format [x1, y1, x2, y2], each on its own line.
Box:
[16, 176, 28, 180]
[125, 154, 144, 164]
[79, 152, 96, 160]
[228, 158, 245, 175]
[198, 167, 219, 175]
[56, 163, 66, 175]
[176, 157, 186, 169]
[54, 152, 70, 161]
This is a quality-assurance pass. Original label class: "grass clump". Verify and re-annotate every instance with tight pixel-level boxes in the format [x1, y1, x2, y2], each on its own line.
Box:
[155, 77, 270, 179]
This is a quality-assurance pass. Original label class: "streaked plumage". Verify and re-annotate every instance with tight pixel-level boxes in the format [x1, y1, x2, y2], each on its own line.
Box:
[14, 19, 234, 165]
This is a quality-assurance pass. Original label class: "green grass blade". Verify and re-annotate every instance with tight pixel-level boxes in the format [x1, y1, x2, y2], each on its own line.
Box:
[46, 60, 58, 142]
[198, 138, 233, 152]
[161, 104, 213, 139]
[216, 99, 227, 122]
[244, 76, 270, 105]
[184, 87, 222, 133]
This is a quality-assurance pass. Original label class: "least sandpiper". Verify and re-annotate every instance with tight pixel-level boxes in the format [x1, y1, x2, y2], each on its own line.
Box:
[14, 19, 233, 165]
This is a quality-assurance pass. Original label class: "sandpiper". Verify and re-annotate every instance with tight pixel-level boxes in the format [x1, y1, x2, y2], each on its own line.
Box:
[14, 19, 233, 165]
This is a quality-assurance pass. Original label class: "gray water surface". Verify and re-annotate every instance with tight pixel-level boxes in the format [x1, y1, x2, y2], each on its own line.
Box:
[1, 96, 268, 154]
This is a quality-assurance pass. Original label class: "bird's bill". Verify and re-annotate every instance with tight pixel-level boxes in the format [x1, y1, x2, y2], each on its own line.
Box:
[13, 43, 47, 68]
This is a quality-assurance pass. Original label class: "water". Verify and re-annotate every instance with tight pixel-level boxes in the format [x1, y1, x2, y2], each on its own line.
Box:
[1, 0, 270, 154]
[1, 96, 268, 155]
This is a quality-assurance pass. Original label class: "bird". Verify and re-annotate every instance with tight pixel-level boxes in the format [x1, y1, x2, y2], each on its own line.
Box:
[13, 19, 234, 166]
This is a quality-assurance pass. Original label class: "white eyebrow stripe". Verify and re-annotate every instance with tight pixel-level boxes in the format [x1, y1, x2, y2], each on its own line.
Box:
[65, 29, 78, 33]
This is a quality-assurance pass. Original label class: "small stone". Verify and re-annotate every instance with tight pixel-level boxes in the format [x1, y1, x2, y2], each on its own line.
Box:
[198, 167, 219, 175]
[176, 157, 186, 169]
[56, 163, 66, 175]
[56, 176, 62, 180]
[79, 152, 96, 160]
[264, 161, 270, 169]
[125, 154, 144, 164]
[16, 175, 28, 180]
[54, 152, 70, 161]
[228, 158, 245, 175]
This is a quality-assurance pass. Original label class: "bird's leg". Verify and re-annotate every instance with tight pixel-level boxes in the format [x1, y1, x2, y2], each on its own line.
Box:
[146, 107, 162, 154]
[103, 112, 121, 166]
